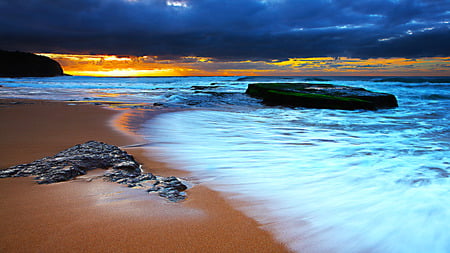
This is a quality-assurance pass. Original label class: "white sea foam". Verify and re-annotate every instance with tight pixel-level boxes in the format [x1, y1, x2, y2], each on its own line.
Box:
[144, 102, 449, 253]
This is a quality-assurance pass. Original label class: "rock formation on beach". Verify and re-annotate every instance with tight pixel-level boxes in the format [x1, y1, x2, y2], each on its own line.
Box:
[246, 82, 398, 110]
[0, 141, 187, 202]
[0, 50, 64, 77]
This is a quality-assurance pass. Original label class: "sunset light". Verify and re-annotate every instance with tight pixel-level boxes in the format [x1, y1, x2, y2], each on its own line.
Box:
[40, 53, 450, 77]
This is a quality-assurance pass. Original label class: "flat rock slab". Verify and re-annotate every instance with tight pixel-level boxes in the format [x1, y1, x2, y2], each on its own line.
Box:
[246, 83, 398, 110]
[0, 141, 187, 202]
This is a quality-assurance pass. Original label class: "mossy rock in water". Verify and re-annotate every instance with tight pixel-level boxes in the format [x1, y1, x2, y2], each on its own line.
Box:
[246, 83, 398, 110]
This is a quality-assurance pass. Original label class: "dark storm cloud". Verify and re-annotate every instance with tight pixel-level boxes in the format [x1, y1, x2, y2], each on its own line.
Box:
[0, 0, 449, 60]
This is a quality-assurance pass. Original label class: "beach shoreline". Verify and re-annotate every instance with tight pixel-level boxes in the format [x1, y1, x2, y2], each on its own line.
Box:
[0, 98, 290, 253]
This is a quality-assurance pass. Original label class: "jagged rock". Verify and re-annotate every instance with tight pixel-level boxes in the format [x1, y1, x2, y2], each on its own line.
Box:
[158, 187, 187, 202]
[246, 83, 398, 110]
[0, 141, 188, 202]
[0, 50, 64, 77]
[113, 161, 141, 173]
[0, 141, 140, 184]
[162, 176, 188, 191]
[104, 171, 187, 202]
[156, 176, 188, 202]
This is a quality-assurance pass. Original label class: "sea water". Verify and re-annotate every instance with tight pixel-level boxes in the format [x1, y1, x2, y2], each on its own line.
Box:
[1, 76, 449, 253]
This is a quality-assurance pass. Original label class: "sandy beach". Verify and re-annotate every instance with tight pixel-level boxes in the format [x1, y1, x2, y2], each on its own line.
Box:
[0, 99, 290, 253]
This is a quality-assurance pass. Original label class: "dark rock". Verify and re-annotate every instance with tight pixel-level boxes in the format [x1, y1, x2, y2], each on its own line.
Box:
[0, 50, 64, 77]
[104, 170, 187, 202]
[103, 169, 147, 185]
[191, 85, 221, 90]
[1, 140, 188, 202]
[158, 187, 186, 202]
[162, 176, 188, 191]
[113, 161, 141, 173]
[246, 83, 398, 110]
[137, 173, 156, 181]
[0, 141, 140, 184]
[146, 186, 159, 192]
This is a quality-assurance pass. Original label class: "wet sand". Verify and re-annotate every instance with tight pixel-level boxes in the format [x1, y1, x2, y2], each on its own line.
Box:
[0, 99, 290, 253]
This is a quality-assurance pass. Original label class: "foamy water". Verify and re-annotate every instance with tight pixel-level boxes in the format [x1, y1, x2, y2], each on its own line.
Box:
[142, 79, 449, 253]
[145, 107, 449, 253]
[1, 76, 449, 252]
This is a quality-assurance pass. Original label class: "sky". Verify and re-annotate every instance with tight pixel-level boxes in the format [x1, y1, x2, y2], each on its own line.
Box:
[1, 0, 449, 76]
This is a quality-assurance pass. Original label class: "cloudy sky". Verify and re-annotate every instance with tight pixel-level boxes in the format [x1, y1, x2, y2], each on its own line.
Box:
[1, 0, 449, 76]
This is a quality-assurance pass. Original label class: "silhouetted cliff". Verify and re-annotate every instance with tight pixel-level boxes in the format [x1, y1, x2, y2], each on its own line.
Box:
[0, 50, 64, 77]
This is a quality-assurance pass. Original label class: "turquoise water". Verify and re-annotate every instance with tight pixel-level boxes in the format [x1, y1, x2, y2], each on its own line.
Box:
[1, 76, 449, 253]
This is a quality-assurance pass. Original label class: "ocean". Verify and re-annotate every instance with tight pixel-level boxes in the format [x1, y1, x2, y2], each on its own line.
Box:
[1, 76, 449, 253]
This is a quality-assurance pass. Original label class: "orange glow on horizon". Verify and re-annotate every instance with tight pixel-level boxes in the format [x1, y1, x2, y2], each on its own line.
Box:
[39, 54, 187, 77]
[69, 68, 180, 77]
[39, 53, 450, 77]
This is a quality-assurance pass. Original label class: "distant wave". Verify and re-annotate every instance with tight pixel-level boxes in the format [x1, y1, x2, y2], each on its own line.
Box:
[236, 76, 296, 81]
[423, 94, 450, 100]
[303, 77, 332, 82]
[373, 77, 450, 83]
[236, 76, 450, 84]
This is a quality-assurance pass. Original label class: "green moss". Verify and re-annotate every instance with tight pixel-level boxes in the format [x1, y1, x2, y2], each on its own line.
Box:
[266, 89, 370, 103]
[246, 82, 397, 110]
